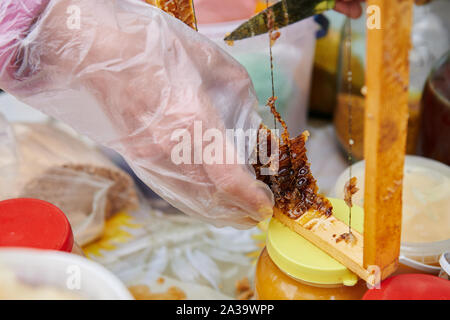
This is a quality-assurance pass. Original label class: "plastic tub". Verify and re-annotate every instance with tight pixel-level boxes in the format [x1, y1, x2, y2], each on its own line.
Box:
[333, 155, 450, 274]
[0, 248, 133, 299]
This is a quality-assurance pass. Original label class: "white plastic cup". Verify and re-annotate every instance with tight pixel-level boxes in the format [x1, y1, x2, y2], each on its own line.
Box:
[333, 155, 450, 274]
[0, 248, 133, 299]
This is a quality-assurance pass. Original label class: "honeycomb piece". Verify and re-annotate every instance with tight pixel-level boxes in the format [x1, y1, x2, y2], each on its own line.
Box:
[253, 126, 332, 220]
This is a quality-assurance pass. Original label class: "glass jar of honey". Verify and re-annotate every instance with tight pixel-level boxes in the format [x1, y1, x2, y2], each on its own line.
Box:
[418, 51, 450, 165]
[255, 198, 367, 300]
[0, 198, 84, 255]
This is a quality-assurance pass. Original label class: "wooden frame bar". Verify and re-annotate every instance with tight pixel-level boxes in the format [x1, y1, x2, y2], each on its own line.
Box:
[363, 0, 413, 280]
[273, 0, 414, 285]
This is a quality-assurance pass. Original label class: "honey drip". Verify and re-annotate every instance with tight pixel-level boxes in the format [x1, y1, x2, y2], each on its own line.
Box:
[344, 18, 355, 236]
[344, 176, 359, 208]
[336, 232, 357, 245]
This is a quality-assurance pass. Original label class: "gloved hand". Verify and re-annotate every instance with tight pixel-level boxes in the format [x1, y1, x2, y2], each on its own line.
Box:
[334, 0, 365, 18]
[0, 0, 274, 228]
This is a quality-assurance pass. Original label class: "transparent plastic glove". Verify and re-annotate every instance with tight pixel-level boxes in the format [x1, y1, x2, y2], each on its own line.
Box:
[0, 0, 274, 228]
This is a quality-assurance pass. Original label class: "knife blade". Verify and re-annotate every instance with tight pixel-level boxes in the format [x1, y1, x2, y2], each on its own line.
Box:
[224, 0, 335, 41]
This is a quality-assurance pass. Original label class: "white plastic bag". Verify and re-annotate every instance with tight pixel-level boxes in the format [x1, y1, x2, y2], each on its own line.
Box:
[198, 17, 318, 136]
[0, 113, 18, 198]
[0, 120, 138, 245]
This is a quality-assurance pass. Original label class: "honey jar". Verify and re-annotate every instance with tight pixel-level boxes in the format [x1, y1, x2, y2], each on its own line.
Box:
[255, 198, 367, 300]
[0, 198, 84, 255]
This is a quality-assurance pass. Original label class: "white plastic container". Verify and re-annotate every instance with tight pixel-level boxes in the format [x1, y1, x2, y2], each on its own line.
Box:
[0, 248, 133, 299]
[198, 18, 318, 136]
[333, 155, 450, 274]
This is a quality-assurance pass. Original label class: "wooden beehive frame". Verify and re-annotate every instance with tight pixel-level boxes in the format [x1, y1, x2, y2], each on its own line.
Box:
[274, 0, 414, 285]
[363, 0, 413, 280]
[155, 0, 414, 285]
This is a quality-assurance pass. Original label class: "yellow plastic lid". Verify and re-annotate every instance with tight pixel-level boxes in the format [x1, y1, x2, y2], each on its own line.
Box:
[266, 198, 364, 286]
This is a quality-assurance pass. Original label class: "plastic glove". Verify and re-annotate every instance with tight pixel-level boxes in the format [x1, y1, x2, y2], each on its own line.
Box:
[0, 0, 274, 228]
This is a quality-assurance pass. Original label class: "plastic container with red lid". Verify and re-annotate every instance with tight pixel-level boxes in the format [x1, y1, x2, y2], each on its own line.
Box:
[363, 274, 450, 300]
[0, 198, 83, 255]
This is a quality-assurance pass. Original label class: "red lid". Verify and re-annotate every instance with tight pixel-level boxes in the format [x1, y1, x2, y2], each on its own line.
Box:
[0, 198, 74, 252]
[363, 274, 450, 300]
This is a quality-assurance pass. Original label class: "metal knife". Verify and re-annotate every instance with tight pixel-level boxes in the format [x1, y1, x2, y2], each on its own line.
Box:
[224, 0, 336, 42]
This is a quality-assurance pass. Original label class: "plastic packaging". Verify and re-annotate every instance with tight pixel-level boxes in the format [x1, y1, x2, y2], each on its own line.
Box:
[0, 121, 138, 246]
[0, 248, 132, 299]
[0, 113, 17, 198]
[0, 198, 83, 255]
[333, 156, 450, 274]
[83, 202, 261, 299]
